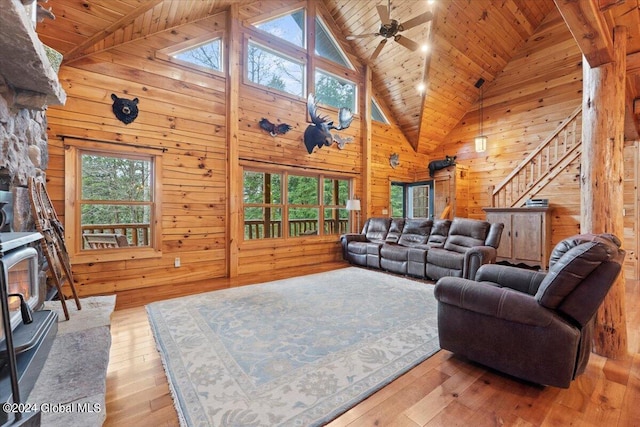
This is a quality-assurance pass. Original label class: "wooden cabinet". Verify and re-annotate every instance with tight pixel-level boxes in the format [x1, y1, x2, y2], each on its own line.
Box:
[431, 165, 469, 219]
[483, 207, 553, 270]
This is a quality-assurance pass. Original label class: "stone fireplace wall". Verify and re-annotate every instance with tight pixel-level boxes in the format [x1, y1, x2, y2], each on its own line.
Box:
[0, 89, 48, 231]
[0, 89, 50, 300]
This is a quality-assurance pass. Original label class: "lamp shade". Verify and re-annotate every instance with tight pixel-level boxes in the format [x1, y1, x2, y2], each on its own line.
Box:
[346, 199, 361, 211]
[475, 135, 487, 152]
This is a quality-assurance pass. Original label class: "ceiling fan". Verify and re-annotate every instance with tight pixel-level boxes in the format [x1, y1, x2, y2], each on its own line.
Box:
[346, 0, 433, 61]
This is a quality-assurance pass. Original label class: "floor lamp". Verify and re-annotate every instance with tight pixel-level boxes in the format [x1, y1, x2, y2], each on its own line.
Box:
[346, 199, 361, 233]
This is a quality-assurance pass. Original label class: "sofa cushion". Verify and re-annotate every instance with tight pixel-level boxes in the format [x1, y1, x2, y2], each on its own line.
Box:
[427, 247, 464, 269]
[385, 218, 406, 243]
[347, 241, 368, 255]
[444, 218, 490, 253]
[536, 234, 619, 309]
[427, 219, 451, 247]
[365, 217, 391, 242]
[380, 243, 409, 261]
[398, 218, 432, 246]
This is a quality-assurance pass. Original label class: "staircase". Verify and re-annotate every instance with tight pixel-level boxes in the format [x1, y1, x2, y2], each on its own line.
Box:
[491, 106, 582, 208]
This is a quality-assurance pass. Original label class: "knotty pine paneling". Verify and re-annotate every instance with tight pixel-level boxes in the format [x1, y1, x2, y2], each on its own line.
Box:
[369, 122, 431, 217]
[43, 1, 630, 295]
[431, 9, 584, 248]
[47, 27, 229, 296]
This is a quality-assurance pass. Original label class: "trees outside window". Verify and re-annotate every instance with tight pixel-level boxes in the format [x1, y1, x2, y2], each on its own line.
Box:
[247, 41, 305, 97]
[314, 69, 356, 111]
[172, 38, 222, 71]
[65, 142, 162, 262]
[243, 168, 350, 239]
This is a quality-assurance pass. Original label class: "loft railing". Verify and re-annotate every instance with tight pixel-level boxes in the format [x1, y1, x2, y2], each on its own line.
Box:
[244, 219, 349, 239]
[82, 218, 349, 245]
[491, 106, 582, 208]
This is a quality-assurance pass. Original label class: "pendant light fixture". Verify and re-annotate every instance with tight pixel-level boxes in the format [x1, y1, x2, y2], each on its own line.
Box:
[474, 78, 487, 153]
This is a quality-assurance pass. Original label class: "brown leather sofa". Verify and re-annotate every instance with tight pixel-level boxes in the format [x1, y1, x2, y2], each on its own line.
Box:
[341, 217, 504, 281]
[434, 233, 625, 388]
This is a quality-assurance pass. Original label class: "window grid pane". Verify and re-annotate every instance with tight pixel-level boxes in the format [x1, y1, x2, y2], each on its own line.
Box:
[314, 69, 356, 111]
[243, 170, 350, 240]
[173, 38, 222, 71]
[79, 152, 154, 249]
[255, 9, 305, 48]
[247, 42, 305, 97]
[315, 17, 351, 68]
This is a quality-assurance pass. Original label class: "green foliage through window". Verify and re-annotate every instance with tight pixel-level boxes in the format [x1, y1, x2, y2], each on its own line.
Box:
[314, 69, 356, 111]
[243, 169, 350, 239]
[80, 152, 154, 247]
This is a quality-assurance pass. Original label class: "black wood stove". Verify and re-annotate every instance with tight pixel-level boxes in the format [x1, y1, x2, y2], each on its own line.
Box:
[0, 232, 58, 426]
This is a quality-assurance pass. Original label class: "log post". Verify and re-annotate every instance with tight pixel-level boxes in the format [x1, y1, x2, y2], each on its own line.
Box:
[581, 26, 628, 358]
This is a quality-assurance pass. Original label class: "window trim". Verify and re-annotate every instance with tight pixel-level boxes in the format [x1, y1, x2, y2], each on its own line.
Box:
[64, 141, 163, 263]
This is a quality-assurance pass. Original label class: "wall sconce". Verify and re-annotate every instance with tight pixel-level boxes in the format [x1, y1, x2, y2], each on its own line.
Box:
[346, 199, 361, 233]
[475, 78, 487, 153]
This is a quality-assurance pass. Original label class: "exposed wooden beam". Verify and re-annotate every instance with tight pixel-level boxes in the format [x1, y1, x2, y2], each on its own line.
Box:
[554, 0, 614, 67]
[62, 0, 164, 64]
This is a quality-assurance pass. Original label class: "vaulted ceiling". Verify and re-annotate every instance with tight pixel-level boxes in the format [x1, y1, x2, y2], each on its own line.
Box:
[35, 0, 640, 152]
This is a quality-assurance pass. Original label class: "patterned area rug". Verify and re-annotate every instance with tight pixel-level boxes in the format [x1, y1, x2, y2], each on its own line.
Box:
[147, 267, 440, 427]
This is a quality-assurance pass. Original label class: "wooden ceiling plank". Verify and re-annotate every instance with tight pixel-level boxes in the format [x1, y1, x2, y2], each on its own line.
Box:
[63, 0, 165, 64]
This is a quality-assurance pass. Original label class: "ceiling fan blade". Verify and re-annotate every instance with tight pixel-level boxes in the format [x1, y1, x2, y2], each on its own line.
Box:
[346, 33, 378, 40]
[399, 11, 433, 31]
[377, 4, 390, 26]
[394, 35, 419, 51]
[370, 39, 388, 61]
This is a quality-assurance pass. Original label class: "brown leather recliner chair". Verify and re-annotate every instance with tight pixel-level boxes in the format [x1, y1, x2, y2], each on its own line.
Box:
[434, 233, 625, 388]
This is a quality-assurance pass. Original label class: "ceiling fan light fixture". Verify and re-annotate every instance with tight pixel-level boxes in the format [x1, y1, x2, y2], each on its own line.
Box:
[345, 0, 433, 59]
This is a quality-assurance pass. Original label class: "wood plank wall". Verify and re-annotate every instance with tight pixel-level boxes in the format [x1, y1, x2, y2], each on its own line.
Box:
[44, 4, 639, 295]
[44, 3, 424, 295]
[431, 9, 585, 247]
[47, 14, 230, 296]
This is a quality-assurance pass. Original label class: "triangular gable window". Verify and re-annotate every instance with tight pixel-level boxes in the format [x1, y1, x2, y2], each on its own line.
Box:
[255, 9, 305, 48]
[315, 17, 353, 69]
[171, 38, 222, 72]
[372, 98, 389, 124]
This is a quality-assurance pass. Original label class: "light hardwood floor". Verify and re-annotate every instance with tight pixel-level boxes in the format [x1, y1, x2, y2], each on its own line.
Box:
[103, 264, 640, 426]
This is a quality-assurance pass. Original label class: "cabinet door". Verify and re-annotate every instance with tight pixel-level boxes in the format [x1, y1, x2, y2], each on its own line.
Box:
[512, 213, 542, 263]
[487, 212, 512, 259]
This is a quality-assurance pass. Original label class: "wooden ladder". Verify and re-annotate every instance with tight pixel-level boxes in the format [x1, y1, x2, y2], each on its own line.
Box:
[491, 105, 582, 208]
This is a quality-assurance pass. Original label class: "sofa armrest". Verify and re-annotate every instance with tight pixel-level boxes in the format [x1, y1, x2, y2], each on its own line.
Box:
[341, 233, 367, 244]
[340, 233, 367, 258]
[463, 246, 497, 280]
[434, 277, 557, 327]
[475, 264, 547, 295]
